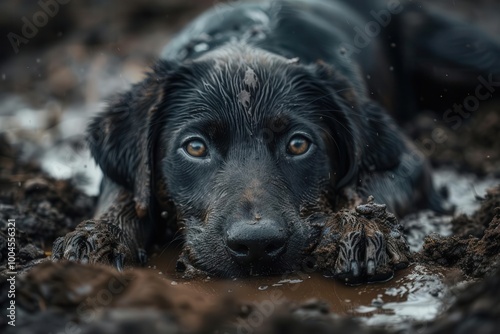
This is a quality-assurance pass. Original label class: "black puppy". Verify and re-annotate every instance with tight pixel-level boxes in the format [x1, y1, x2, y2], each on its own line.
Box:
[53, 0, 500, 280]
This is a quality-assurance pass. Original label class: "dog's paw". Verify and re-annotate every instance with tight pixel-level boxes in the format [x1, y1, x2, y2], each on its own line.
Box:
[51, 219, 146, 270]
[313, 197, 411, 284]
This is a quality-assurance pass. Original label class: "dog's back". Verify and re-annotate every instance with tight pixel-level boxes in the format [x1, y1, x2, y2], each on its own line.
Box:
[162, 0, 500, 120]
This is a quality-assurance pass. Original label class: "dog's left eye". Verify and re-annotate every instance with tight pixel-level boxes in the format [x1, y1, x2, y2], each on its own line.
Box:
[184, 139, 208, 158]
[287, 135, 310, 156]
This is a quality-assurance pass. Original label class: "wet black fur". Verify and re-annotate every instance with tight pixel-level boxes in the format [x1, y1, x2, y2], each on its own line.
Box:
[86, 0, 500, 276]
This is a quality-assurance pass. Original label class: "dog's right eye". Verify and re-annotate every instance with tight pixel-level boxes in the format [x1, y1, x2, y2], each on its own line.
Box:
[184, 139, 208, 158]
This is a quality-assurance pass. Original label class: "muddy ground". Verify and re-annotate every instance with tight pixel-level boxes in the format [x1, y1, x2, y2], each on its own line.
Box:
[1, 0, 500, 333]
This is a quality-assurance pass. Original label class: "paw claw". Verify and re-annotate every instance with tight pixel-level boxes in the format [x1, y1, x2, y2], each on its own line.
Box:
[114, 253, 125, 272]
[137, 248, 148, 266]
[366, 259, 375, 276]
[351, 261, 360, 277]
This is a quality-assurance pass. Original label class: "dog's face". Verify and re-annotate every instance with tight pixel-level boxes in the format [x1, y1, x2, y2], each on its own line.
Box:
[87, 45, 359, 277]
[156, 47, 357, 276]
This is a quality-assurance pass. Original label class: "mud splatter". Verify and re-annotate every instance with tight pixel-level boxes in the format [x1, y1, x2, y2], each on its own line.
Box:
[243, 67, 259, 89]
[238, 89, 251, 109]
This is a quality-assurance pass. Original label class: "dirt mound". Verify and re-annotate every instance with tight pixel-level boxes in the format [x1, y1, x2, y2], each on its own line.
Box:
[0, 135, 96, 271]
[419, 186, 500, 278]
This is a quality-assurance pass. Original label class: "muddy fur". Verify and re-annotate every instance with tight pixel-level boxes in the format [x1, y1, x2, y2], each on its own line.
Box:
[313, 197, 411, 284]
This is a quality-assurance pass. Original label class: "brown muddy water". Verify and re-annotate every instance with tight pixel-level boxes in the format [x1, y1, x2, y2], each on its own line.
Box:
[148, 248, 458, 327]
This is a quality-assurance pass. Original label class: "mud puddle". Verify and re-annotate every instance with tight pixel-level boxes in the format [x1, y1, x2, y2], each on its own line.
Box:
[147, 248, 457, 328]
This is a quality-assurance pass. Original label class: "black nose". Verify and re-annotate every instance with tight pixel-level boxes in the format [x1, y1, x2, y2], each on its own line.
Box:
[225, 219, 287, 265]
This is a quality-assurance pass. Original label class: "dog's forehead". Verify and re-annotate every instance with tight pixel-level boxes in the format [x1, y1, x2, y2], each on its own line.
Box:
[182, 47, 309, 126]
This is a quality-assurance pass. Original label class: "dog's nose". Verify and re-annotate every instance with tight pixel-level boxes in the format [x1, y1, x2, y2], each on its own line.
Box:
[225, 219, 287, 264]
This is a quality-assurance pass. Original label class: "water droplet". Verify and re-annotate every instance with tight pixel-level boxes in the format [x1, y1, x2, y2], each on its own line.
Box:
[258, 285, 268, 291]
[390, 42, 396, 48]
[372, 296, 384, 307]
[389, 66, 394, 71]
[194, 43, 209, 52]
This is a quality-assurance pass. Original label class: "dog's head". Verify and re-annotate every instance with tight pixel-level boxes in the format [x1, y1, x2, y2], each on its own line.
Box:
[87, 45, 372, 277]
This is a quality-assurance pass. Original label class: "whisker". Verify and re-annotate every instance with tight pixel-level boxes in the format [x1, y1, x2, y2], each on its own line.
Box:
[316, 108, 389, 126]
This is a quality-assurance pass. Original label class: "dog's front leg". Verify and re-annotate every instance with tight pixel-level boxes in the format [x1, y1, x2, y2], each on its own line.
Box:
[52, 182, 147, 270]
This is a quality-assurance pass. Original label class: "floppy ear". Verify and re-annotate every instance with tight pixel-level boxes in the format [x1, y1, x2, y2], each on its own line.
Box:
[86, 61, 173, 218]
[310, 61, 362, 190]
[311, 61, 407, 190]
[358, 101, 407, 173]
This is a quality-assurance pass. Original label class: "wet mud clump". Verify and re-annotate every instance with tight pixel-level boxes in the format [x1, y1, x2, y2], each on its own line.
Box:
[419, 185, 500, 278]
[7, 261, 233, 334]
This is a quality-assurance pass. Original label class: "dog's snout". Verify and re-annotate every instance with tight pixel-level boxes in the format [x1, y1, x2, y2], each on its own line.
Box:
[225, 219, 287, 265]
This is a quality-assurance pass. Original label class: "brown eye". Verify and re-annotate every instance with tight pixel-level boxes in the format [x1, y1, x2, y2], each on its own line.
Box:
[287, 135, 310, 156]
[185, 139, 207, 157]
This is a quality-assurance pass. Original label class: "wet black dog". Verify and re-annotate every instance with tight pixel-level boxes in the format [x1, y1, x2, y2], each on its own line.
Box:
[53, 0, 500, 280]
